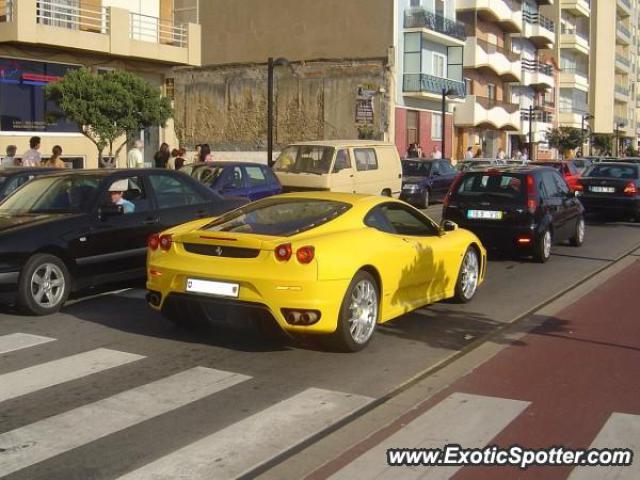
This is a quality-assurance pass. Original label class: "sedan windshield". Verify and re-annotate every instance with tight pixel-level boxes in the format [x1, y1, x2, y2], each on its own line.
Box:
[273, 146, 335, 175]
[584, 164, 638, 179]
[402, 161, 431, 177]
[203, 198, 351, 236]
[0, 175, 101, 214]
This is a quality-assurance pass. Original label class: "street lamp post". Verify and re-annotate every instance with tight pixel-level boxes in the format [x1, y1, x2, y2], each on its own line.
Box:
[267, 57, 290, 167]
[615, 122, 625, 157]
[581, 114, 593, 156]
[529, 105, 534, 160]
[441, 87, 457, 159]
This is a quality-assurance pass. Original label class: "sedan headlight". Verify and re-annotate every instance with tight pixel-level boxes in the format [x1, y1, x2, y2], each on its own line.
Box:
[402, 183, 420, 192]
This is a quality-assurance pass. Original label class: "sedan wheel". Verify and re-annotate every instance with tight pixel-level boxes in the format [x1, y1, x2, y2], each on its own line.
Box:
[453, 248, 480, 303]
[570, 217, 585, 247]
[328, 271, 379, 352]
[534, 229, 552, 263]
[18, 254, 70, 315]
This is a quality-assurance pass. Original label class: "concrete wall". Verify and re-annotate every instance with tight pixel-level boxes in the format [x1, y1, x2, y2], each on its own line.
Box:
[171, 60, 392, 151]
[200, 0, 393, 66]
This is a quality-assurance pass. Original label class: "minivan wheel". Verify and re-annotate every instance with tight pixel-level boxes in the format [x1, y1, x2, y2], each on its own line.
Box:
[569, 216, 585, 247]
[533, 229, 552, 263]
[17, 254, 71, 315]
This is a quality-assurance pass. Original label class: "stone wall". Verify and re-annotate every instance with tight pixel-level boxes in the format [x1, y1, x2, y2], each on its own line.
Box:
[171, 59, 392, 151]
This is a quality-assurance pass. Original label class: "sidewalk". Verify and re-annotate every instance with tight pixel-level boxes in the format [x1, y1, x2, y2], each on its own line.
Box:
[303, 257, 640, 480]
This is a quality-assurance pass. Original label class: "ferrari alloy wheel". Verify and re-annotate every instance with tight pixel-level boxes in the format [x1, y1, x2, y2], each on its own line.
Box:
[453, 248, 480, 303]
[570, 216, 585, 247]
[17, 254, 70, 315]
[329, 270, 379, 352]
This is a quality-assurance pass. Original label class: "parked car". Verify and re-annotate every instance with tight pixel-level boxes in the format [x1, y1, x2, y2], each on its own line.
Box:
[400, 159, 458, 208]
[0, 169, 247, 315]
[442, 166, 584, 263]
[188, 162, 282, 201]
[273, 141, 402, 197]
[530, 160, 581, 191]
[456, 159, 505, 172]
[146, 192, 486, 352]
[576, 162, 640, 221]
[0, 167, 59, 200]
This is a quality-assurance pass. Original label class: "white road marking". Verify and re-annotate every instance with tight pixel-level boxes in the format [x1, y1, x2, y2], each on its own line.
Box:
[0, 367, 250, 477]
[117, 388, 373, 480]
[0, 333, 55, 355]
[329, 392, 530, 480]
[0, 348, 144, 403]
[568, 412, 640, 480]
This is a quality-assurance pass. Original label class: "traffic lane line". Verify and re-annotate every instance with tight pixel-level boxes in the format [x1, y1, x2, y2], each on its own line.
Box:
[451, 258, 640, 480]
[0, 333, 55, 355]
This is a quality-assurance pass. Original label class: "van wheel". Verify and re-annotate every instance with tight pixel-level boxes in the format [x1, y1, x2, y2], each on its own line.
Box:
[381, 189, 391, 197]
[17, 254, 71, 315]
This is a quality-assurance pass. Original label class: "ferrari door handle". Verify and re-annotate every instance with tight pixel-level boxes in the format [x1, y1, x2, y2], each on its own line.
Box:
[143, 217, 159, 225]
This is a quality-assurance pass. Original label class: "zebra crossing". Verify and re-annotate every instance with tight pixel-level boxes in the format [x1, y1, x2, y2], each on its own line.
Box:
[0, 332, 373, 480]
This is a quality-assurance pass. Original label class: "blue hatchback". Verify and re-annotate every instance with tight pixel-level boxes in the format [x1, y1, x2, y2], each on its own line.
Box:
[189, 162, 282, 201]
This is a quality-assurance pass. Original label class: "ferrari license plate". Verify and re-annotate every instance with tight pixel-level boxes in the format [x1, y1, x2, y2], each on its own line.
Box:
[186, 278, 239, 297]
[467, 210, 503, 220]
[589, 186, 615, 193]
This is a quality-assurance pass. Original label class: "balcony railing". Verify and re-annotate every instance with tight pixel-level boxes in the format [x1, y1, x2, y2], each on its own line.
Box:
[615, 84, 630, 96]
[559, 104, 589, 115]
[404, 8, 466, 41]
[560, 25, 589, 44]
[522, 59, 553, 75]
[130, 12, 187, 47]
[476, 96, 519, 113]
[35, 0, 109, 33]
[476, 38, 520, 62]
[403, 73, 466, 97]
[522, 10, 555, 32]
[0, 0, 13, 22]
[617, 24, 631, 38]
[521, 109, 554, 123]
[616, 54, 631, 67]
[561, 66, 589, 78]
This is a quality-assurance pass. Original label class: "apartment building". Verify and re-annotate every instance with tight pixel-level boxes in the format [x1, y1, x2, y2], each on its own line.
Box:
[0, 0, 201, 168]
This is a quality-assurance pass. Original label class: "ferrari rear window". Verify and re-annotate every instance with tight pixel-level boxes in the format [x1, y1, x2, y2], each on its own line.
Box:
[203, 198, 351, 236]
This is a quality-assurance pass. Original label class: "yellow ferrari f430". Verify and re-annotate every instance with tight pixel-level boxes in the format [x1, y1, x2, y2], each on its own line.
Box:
[146, 192, 486, 351]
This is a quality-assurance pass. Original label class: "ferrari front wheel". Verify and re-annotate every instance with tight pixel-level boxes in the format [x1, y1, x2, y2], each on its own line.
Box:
[328, 271, 379, 352]
[453, 247, 480, 303]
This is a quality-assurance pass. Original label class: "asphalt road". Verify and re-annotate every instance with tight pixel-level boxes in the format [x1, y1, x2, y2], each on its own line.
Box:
[1, 206, 640, 479]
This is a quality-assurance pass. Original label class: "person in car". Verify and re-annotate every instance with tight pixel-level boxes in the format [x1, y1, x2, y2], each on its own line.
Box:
[109, 179, 135, 214]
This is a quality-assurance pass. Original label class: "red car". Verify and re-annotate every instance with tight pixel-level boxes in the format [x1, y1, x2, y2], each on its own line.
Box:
[530, 161, 581, 191]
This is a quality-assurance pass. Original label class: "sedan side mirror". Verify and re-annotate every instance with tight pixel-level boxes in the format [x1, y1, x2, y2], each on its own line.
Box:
[441, 220, 459, 232]
[98, 203, 124, 220]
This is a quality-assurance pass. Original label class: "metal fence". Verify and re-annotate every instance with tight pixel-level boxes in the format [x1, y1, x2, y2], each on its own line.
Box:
[130, 12, 187, 47]
[403, 8, 466, 41]
[36, 0, 108, 34]
[402, 73, 465, 97]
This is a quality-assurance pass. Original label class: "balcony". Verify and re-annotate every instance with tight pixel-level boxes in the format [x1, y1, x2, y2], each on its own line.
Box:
[558, 107, 589, 128]
[0, 0, 201, 66]
[456, 0, 522, 33]
[521, 110, 554, 143]
[560, 0, 590, 18]
[522, 11, 555, 48]
[559, 67, 589, 92]
[615, 53, 631, 73]
[617, 0, 632, 17]
[615, 84, 630, 102]
[617, 24, 631, 45]
[522, 60, 554, 89]
[402, 73, 466, 99]
[403, 8, 466, 46]
[454, 95, 520, 130]
[559, 27, 590, 56]
[465, 37, 521, 82]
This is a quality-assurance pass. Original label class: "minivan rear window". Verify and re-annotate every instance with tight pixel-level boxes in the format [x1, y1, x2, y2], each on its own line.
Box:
[454, 173, 526, 200]
[203, 198, 351, 237]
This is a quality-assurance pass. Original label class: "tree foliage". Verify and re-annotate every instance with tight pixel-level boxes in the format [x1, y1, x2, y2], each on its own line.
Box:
[546, 127, 587, 157]
[46, 68, 172, 163]
[591, 134, 613, 155]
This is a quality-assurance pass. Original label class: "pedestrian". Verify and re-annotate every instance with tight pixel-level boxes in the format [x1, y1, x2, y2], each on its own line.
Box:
[127, 140, 144, 169]
[514, 149, 523, 161]
[431, 145, 442, 159]
[167, 148, 180, 169]
[193, 144, 201, 163]
[2, 145, 17, 167]
[464, 146, 473, 159]
[21, 136, 41, 167]
[407, 143, 418, 158]
[175, 148, 187, 170]
[43, 145, 66, 168]
[522, 150, 529, 162]
[497, 149, 506, 161]
[416, 144, 424, 158]
[474, 149, 483, 158]
[154, 143, 170, 168]
[108, 179, 135, 214]
[200, 143, 213, 162]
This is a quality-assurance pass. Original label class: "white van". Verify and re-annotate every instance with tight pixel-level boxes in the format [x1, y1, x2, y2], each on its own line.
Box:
[273, 141, 402, 197]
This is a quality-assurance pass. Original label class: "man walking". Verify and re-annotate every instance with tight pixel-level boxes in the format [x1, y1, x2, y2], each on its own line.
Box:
[127, 140, 144, 168]
[2, 145, 17, 167]
[21, 137, 41, 167]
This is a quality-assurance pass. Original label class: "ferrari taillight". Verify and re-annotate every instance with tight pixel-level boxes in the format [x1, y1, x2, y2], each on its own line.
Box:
[159, 234, 173, 251]
[148, 234, 160, 251]
[296, 246, 315, 264]
[275, 243, 292, 261]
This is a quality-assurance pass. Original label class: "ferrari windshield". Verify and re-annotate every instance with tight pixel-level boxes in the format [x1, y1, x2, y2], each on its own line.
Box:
[0, 175, 101, 214]
[203, 198, 351, 236]
[273, 146, 335, 175]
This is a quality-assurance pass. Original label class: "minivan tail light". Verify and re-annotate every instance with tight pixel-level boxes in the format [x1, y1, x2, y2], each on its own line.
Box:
[148, 234, 160, 251]
[159, 234, 173, 251]
[623, 182, 638, 196]
[296, 246, 315, 264]
[526, 174, 538, 214]
[275, 243, 292, 261]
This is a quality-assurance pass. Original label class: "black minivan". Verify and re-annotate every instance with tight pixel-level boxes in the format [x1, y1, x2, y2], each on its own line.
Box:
[442, 166, 584, 262]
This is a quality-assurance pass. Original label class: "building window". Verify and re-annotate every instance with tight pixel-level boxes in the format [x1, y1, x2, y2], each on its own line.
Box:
[432, 53, 446, 78]
[432, 113, 443, 140]
[464, 77, 473, 95]
[404, 32, 422, 73]
[487, 83, 496, 100]
[174, 0, 199, 24]
[0, 58, 79, 133]
[407, 110, 419, 145]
